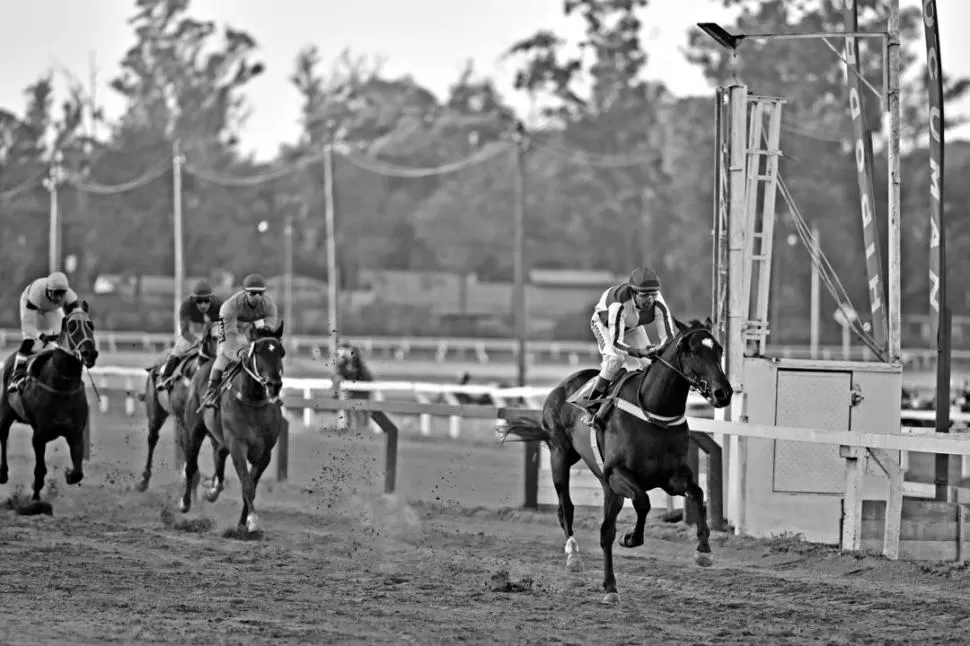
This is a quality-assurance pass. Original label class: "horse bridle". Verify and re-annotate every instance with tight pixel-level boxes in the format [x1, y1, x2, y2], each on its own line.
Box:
[240, 336, 283, 399]
[649, 328, 719, 400]
[60, 311, 97, 364]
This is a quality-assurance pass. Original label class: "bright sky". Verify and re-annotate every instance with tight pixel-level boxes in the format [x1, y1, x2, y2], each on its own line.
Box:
[1, 0, 968, 160]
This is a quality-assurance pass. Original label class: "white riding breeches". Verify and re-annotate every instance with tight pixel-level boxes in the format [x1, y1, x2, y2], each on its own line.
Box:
[590, 317, 652, 380]
[19, 288, 63, 344]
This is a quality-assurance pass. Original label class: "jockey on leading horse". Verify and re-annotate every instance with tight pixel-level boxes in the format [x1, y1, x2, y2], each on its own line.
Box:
[202, 273, 279, 408]
[9, 271, 83, 393]
[155, 280, 223, 391]
[579, 265, 677, 431]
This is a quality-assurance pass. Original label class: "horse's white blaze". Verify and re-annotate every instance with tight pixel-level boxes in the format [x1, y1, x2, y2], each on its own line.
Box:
[701, 337, 714, 349]
[564, 536, 579, 555]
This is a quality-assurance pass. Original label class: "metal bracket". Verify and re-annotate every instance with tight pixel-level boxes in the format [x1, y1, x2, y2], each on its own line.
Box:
[850, 384, 865, 407]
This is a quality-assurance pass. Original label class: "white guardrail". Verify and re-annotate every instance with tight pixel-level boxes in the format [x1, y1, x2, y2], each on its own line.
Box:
[88, 366, 970, 438]
[0, 328, 963, 369]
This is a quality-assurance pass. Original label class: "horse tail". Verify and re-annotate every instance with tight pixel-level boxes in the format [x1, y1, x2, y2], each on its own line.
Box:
[497, 416, 551, 447]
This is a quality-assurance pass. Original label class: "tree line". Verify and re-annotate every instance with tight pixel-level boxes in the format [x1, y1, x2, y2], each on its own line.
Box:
[0, 0, 967, 340]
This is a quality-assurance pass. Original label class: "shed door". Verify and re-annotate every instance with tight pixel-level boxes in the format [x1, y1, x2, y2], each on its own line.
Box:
[772, 369, 851, 494]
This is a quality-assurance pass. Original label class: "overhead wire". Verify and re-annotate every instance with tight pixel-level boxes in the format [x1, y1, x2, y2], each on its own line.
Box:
[0, 167, 48, 200]
[67, 159, 171, 195]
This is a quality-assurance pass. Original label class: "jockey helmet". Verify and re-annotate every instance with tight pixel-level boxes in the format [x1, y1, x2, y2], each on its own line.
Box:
[242, 273, 267, 293]
[192, 280, 213, 299]
[628, 266, 661, 293]
[47, 271, 70, 292]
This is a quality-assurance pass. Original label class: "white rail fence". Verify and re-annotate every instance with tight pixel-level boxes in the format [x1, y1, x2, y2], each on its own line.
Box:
[89, 366, 970, 436]
[1, 328, 961, 369]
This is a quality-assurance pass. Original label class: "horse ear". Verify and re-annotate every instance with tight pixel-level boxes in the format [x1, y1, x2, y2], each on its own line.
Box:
[82, 300, 90, 313]
[674, 318, 689, 335]
[274, 320, 284, 338]
[704, 316, 713, 329]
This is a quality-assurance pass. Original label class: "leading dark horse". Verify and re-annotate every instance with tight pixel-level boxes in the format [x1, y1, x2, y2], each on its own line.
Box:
[499, 318, 732, 605]
[136, 321, 219, 492]
[180, 322, 286, 533]
[0, 302, 99, 507]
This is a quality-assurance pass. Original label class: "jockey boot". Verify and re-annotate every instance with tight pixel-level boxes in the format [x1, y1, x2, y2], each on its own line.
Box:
[156, 354, 181, 391]
[581, 376, 612, 427]
[8, 353, 28, 393]
[203, 368, 223, 409]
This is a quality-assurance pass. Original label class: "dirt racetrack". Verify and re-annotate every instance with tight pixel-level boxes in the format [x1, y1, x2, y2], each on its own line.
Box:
[3, 412, 970, 645]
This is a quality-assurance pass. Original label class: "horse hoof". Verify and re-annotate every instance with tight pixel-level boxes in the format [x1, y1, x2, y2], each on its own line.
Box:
[65, 470, 83, 486]
[246, 513, 262, 533]
[620, 534, 642, 548]
[135, 478, 149, 493]
[600, 592, 620, 606]
[694, 551, 714, 567]
[204, 488, 221, 503]
[566, 554, 584, 572]
[0, 471, 7, 485]
[178, 499, 190, 514]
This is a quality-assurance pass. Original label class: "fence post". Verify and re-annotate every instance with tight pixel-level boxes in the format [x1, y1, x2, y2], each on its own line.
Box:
[276, 416, 289, 482]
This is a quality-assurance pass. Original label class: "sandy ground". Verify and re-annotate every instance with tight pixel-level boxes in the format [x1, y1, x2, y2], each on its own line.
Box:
[1, 412, 969, 645]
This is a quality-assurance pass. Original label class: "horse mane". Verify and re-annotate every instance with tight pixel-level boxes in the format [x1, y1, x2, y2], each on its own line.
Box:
[656, 318, 712, 356]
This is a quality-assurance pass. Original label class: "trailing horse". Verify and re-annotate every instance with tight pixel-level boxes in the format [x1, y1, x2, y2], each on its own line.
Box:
[0, 302, 99, 511]
[335, 342, 373, 432]
[136, 321, 219, 492]
[180, 322, 285, 534]
[498, 318, 732, 606]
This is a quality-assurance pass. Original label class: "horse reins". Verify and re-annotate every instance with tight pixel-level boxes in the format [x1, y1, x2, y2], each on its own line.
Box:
[240, 337, 282, 403]
[649, 329, 716, 400]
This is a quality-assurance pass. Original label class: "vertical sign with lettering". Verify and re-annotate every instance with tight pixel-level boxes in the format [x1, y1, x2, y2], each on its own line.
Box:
[843, 0, 888, 356]
[923, 0, 945, 348]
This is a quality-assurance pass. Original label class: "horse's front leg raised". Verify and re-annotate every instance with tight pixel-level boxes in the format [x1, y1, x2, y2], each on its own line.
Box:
[667, 464, 713, 567]
[598, 486, 625, 605]
[606, 465, 651, 548]
[205, 432, 230, 503]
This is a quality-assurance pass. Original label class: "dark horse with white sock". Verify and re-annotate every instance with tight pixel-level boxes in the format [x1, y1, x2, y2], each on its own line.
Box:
[0, 302, 99, 511]
[498, 318, 732, 605]
[136, 321, 219, 492]
[180, 322, 285, 534]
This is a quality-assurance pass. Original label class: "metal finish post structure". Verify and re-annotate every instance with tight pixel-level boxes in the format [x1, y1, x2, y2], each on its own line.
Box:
[886, 0, 902, 364]
[323, 144, 339, 397]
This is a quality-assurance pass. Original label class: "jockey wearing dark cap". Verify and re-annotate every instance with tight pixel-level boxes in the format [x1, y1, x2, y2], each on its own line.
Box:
[580, 266, 677, 430]
[202, 273, 279, 408]
[156, 280, 223, 391]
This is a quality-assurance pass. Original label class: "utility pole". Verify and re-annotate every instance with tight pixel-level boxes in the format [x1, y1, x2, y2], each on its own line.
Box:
[512, 123, 537, 510]
[172, 140, 184, 338]
[323, 143, 339, 399]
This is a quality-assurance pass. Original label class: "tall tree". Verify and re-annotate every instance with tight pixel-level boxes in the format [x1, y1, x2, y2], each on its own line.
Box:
[81, 0, 266, 281]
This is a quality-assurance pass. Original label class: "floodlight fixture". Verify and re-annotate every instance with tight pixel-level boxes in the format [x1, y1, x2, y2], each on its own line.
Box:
[695, 22, 890, 106]
[697, 23, 744, 51]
